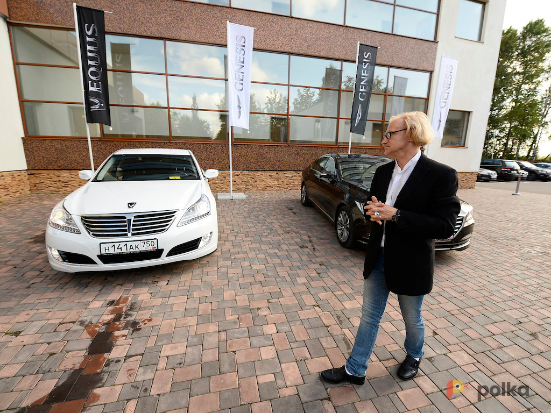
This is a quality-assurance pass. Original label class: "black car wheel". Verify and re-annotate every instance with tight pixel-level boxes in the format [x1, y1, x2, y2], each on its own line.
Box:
[528, 172, 536, 181]
[301, 183, 312, 206]
[336, 206, 355, 248]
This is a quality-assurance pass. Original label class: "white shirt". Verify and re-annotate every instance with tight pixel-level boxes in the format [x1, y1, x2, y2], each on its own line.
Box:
[381, 150, 422, 247]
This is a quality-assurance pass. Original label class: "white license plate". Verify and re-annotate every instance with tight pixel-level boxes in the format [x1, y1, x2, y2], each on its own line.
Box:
[100, 239, 158, 255]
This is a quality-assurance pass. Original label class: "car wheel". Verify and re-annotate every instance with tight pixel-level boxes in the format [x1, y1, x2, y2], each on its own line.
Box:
[301, 183, 312, 206]
[336, 206, 355, 248]
[528, 172, 536, 181]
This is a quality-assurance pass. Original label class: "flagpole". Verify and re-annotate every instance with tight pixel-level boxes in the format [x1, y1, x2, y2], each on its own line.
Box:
[349, 42, 360, 155]
[348, 132, 352, 154]
[73, 3, 95, 172]
[229, 126, 233, 200]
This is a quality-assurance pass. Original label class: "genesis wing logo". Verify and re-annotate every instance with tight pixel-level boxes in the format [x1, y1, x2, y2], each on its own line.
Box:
[354, 104, 363, 127]
[128, 202, 136, 208]
[236, 95, 243, 119]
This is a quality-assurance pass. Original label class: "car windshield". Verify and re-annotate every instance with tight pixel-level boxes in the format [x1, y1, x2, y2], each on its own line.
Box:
[94, 154, 200, 181]
[516, 160, 533, 168]
[338, 158, 389, 183]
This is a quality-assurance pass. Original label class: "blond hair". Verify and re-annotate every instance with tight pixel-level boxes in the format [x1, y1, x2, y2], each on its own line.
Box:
[389, 111, 434, 146]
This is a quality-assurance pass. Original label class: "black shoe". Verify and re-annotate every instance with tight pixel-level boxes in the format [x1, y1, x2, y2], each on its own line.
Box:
[397, 354, 421, 380]
[320, 366, 365, 385]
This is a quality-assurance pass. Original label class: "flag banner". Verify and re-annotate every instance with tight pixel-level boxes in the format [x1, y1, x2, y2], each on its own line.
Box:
[75, 5, 111, 125]
[227, 22, 254, 129]
[390, 76, 408, 118]
[322, 67, 341, 136]
[350, 44, 378, 135]
[432, 56, 458, 139]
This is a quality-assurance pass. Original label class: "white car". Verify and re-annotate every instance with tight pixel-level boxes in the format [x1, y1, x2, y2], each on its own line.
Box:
[46, 149, 219, 272]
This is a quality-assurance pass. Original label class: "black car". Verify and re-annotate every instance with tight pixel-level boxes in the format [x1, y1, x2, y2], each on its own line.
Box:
[480, 159, 522, 181]
[301, 154, 474, 250]
[515, 160, 551, 181]
[534, 162, 551, 170]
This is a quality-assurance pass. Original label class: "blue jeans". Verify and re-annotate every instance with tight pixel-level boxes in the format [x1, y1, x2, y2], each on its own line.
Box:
[346, 253, 425, 377]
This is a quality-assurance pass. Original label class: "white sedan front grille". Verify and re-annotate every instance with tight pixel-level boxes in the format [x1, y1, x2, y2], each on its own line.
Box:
[81, 210, 178, 238]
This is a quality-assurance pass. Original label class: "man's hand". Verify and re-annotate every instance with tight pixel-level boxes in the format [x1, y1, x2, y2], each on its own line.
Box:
[364, 196, 398, 225]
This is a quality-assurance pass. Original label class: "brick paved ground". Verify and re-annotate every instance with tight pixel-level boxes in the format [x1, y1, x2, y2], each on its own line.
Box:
[0, 186, 550, 413]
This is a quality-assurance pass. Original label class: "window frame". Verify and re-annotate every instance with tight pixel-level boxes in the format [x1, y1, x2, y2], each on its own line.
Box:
[441, 109, 471, 148]
[455, 0, 486, 43]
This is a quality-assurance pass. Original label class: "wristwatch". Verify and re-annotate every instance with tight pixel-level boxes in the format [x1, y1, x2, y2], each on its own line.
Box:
[392, 210, 400, 224]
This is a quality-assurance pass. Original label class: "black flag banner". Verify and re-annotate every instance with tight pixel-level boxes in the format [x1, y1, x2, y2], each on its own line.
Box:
[75, 5, 111, 125]
[350, 44, 378, 135]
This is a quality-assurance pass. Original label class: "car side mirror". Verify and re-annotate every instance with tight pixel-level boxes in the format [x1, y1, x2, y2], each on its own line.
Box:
[204, 169, 219, 179]
[79, 170, 93, 181]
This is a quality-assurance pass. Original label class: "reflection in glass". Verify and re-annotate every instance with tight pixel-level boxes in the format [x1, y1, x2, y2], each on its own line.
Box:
[292, 0, 345, 25]
[106, 35, 165, 73]
[342, 64, 387, 93]
[233, 115, 287, 142]
[394, 7, 437, 40]
[250, 84, 288, 114]
[168, 77, 226, 110]
[396, 0, 439, 13]
[167, 42, 226, 78]
[456, 0, 485, 41]
[12, 27, 78, 65]
[108, 72, 167, 106]
[232, 0, 290, 15]
[289, 117, 337, 144]
[290, 87, 339, 117]
[338, 119, 383, 146]
[340, 93, 384, 120]
[23, 102, 100, 137]
[252, 51, 289, 83]
[290, 56, 340, 88]
[442, 110, 469, 146]
[346, 0, 393, 33]
[170, 110, 228, 141]
[18, 66, 82, 102]
[192, 0, 229, 4]
[104, 107, 169, 139]
[385, 97, 426, 120]
[388, 68, 430, 98]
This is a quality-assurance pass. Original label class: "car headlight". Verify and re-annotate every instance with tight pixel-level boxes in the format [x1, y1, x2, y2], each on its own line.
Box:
[49, 201, 81, 234]
[464, 210, 475, 226]
[178, 194, 211, 226]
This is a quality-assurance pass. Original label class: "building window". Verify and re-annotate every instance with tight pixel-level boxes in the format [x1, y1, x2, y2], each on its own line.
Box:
[442, 110, 470, 146]
[11, 25, 430, 147]
[456, 0, 485, 41]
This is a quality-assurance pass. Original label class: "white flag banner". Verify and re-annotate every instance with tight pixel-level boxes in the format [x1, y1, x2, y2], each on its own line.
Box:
[390, 76, 408, 118]
[227, 22, 254, 129]
[432, 56, 458, 139]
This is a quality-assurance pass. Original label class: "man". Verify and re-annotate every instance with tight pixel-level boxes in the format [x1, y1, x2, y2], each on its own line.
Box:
[320, 111, 460, 385]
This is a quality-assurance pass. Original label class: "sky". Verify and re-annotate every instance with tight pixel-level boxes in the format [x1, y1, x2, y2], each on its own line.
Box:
[502, 0, 551, 157]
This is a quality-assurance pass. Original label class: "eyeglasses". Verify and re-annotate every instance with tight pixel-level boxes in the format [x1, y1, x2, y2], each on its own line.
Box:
[383, 128, 407, 140]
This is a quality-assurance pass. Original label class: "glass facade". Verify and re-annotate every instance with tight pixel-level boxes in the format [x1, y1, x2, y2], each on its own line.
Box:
[186, 0, 439, 41]
[442, 110, 469, 146]
[456, 0, 485, 42]
[11, 25, 430, 147]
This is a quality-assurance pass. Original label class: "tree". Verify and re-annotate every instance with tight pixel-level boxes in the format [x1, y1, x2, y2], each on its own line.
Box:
[485, 20, 551, 160]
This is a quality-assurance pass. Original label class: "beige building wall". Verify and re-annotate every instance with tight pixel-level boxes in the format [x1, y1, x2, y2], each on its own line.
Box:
[427, 0, 507, 173]
[0, 16, 27, 173]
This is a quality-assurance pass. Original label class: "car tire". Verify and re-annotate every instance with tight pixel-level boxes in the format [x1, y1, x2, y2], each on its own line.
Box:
[528, 172, 536, 181]
[336, 206, 356, 248]
[301, 183, 312, 206]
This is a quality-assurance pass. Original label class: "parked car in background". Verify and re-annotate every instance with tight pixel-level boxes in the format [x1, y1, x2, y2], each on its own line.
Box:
[534, 162, 551, 170]
[301, 154, 474, 251]
[515, 160, 551, 181]
[46, 149, 219, 272]
[477, 168, 497, 182]
[480, 159, 522, 181]
[518, 169, 528, 180]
